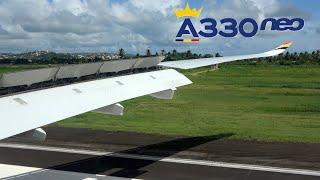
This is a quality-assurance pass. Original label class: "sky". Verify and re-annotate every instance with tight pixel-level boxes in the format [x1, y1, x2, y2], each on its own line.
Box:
[0, 0, 319, 55]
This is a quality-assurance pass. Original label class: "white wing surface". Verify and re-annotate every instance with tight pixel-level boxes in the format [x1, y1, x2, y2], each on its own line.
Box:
[0, 69, 192, 140]
[159, 41, 292, 69]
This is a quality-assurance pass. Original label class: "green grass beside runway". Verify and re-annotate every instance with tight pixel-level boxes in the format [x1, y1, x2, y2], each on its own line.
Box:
[0, 65, 54, 74]
[52, 65, 320, 143]
[2, 64, 319, 143]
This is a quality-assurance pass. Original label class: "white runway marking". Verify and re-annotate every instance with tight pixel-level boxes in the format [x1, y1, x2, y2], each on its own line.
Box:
[1, 143, 320, 177]
[0, 163, 142, 180]
[0, 164, 43, 179]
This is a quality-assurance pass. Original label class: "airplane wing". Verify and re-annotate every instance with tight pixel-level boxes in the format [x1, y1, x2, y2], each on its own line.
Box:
[0, 41, 292, 141]
[158, 41, 292, 69]
[0, 69, 192, 140]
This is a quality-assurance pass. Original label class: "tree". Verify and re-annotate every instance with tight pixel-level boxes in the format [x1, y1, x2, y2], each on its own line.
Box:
[136, 53, 140, 58]
[215, 53, 222, 57]
[186, 50, 192, 58]
[119, 48, 125, 59]
[292, 52, 298, 61]
[52, 57, 58, 64]
[146, 49, 152, 57]
[155, 52, 159, 56]
[284, 52, 290, 60]
[172, 49, 177, 56]
[203, 54, 213, 58]
[161, 49, 166, 56]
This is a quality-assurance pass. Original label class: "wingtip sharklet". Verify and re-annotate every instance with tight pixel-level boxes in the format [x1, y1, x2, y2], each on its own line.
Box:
[275, 41, 293, 50]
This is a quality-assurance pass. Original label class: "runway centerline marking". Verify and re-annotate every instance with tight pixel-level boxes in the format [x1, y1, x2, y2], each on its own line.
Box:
[0, 143, 320, 177]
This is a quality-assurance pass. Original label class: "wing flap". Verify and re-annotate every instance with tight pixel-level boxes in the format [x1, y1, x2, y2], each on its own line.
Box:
[0, 69, 192, 140]
[159, 41, 292, 69]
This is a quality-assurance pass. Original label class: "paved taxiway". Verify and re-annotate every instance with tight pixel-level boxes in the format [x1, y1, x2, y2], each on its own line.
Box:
[0, 143, 319, 180]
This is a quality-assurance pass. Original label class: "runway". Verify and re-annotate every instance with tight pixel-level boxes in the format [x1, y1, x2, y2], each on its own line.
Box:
[0, 143, 319, 180]
[0, 163, 133, 180]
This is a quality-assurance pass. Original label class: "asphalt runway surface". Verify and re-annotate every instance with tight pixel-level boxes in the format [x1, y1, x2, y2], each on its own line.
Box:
[0, 163, 131, 180]
[1, 127, 320, 180]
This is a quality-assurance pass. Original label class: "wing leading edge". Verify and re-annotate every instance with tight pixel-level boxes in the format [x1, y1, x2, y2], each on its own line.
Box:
[158, 41, 292, 69]
[0, 69, 192, 140]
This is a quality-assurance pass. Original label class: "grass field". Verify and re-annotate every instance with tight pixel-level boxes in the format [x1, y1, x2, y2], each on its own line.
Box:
[48, 65, 319, 143]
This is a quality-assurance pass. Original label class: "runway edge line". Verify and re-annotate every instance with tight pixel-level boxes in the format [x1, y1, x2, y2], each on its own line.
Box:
[0, 143, 320, 177]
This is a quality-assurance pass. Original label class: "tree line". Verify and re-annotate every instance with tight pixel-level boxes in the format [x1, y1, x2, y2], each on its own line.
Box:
[98, 48, 320, 65]
[0, 48, 319, 65]
[231, 50, 320, 65]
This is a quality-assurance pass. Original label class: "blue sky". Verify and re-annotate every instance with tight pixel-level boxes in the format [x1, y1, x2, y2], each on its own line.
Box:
[0, 0, 318, 55]
[290, 0, 320, 19]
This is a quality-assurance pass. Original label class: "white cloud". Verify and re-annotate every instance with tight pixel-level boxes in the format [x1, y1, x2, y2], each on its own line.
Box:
[0, 0, 316, 54]
[130, 0, 182, 15]
[51, 0, 87, 15]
